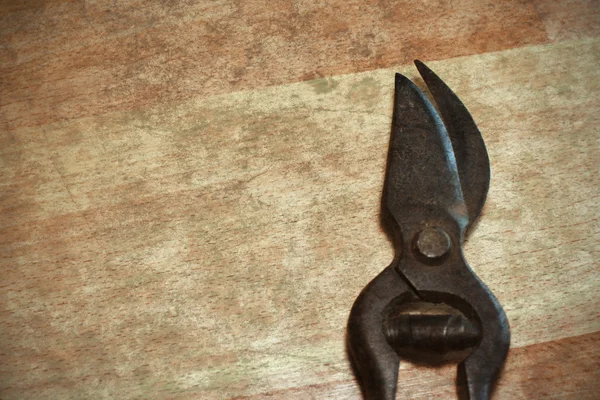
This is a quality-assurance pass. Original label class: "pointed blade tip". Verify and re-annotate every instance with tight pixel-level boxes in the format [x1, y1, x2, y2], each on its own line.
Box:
[394, 72, 417, 95]
[414, 59, 437, 82]
[395, 72, 409, 83]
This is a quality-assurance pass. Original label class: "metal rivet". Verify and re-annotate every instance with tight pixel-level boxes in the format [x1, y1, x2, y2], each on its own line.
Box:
[415, 227, 451, 260]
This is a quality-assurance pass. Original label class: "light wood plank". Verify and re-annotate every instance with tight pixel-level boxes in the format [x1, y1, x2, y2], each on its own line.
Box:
[1, 37, 599, 399]
[235, 332, 600, 399]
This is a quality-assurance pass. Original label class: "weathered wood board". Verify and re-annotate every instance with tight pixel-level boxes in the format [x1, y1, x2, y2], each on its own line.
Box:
[1, 1, 599, 399]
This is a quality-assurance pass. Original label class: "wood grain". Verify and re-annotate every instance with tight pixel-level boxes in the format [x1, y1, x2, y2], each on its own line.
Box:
[1, 1, 599, 399]
[1, 0, 550, 129]
[534, 0, 600, 41]
[1, 36, 599, 398]
[235, 332, 600, 399]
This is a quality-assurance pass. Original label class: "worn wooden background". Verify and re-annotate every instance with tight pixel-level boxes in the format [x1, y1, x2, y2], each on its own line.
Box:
[1, 1, 599, 399]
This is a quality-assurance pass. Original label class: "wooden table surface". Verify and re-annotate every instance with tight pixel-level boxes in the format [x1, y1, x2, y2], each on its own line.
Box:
[1, 1, 599, 399]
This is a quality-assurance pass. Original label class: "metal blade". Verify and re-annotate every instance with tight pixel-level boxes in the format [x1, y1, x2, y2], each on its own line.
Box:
[382, 73, 468, 235]
[414, 60, 490, 233]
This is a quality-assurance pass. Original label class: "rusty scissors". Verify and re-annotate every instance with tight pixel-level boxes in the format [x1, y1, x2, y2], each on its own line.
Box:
[348, 61, 510, 399]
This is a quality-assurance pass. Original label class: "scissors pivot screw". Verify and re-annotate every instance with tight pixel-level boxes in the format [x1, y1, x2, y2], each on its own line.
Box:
[414, 227, 451, 260]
